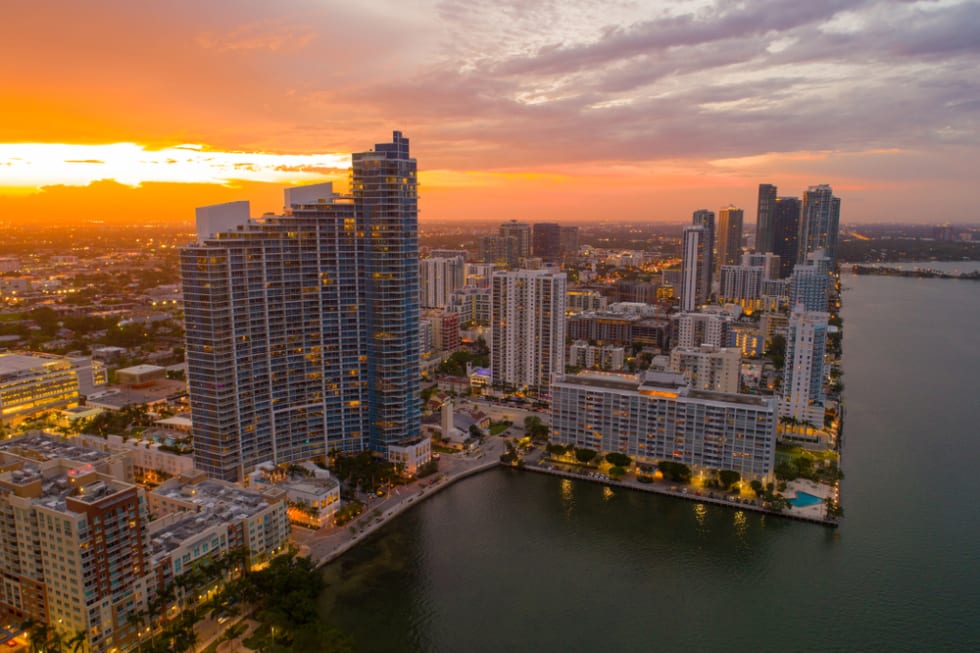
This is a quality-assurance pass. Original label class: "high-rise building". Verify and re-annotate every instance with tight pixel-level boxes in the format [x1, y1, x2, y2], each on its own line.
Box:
[798, 184, 841, 265]
[692, 209, 715, 294]
[478, 234, 518, 267]
[419, 255, 466, 308]
[532, 223, 562, 260]
[490, 269, 566, 397]
[772, 196, 801, 278]
[181, 132, 420, 481]
[551, 371, 777, 477]
[781, 305, 829, 426]
[717, 205, 744, 268]
[755, 184, 778, 254]
[559, 226, 580, 257]
[499, 220, 532, 260]
[791, 250, 831, 312]
[680, 225, 707, 312]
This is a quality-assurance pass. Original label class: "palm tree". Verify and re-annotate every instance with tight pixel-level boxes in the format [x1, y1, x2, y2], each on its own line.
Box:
[67, 630, 87, 653]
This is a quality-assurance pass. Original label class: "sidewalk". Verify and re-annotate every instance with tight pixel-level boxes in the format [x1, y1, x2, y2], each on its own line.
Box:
[296, 438, 505, 567]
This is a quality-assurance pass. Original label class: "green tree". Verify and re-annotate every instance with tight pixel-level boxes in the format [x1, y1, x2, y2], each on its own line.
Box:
[718, 469, 741, 490]
[574, 448, 598, 463]
[604, 452, 632, 467]
[766, 333, 786, 369]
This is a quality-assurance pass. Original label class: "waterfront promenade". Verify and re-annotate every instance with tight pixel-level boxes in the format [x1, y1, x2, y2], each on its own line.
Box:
[294, 437, 507, 566]
[294, 433, 836, 573]
[520, 452, 838, 527]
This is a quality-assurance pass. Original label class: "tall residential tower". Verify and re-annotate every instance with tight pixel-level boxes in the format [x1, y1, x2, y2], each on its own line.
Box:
[798, 184, 841, 265]
[181, 132, 420, 481]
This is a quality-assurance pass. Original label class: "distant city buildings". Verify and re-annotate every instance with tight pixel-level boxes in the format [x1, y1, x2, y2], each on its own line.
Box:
[691, 209, 715, 297]
[717, 205, 744, 268]
[532, 222, 561, 260]
[181, 132, 420, 482]
[771, 196, 802, 278]
[420, 254, 466, 308]
[755, 183, 778, 255]
[680, 225, 707, 312]
[798, 184, 841, 265]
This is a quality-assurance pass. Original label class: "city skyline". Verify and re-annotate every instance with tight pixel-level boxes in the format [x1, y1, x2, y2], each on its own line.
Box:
[2, 0, 979, 224]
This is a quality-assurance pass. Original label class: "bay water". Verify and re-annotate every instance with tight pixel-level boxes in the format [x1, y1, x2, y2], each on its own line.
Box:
[319, 266, 980, 652]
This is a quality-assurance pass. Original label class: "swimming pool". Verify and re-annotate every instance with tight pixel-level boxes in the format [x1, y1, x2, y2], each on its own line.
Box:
[788, 491, 824, 507]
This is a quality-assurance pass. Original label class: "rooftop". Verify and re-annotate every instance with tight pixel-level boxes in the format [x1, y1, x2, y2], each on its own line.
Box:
[0, 352, 72, 375]
[0, 432, 111, 465]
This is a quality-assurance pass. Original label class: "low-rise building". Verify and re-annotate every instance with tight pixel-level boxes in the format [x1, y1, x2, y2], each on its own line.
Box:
[0, 353, 79, 424]
[247, 462, 341, 529]
[551, 371, 777, 478]
[149, 470, 289, 567]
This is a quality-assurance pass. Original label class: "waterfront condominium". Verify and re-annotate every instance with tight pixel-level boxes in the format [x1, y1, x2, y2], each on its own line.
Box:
[181, 131, 420, 481]
[551, 371, 777, 478]
[781, 304, 829, 427]
[490, 269, 566, 398]
[798, 184, 841, 265]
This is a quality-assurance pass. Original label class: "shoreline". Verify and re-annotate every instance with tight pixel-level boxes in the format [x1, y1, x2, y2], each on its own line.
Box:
[305, 456, 502, 568]
[518, 460, 839, 528]
[301, 449, 838, 569]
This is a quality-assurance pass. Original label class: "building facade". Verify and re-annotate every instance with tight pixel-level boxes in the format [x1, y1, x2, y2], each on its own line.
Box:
[490, 269, 566, 397]
[798, 184, 841, 265]
[419, 255, 466, 309]
[680, 225, 707, 312]
[717, 205, 744, 268]
[691, 210, 715, 298]
[551, 371, 777, 477]
[771, 196, 801, 278]
[669, 344, 741, 394]
[0, 353, 79, 424]
[755, 183, 778, 254]
[181, 132, 420, 481]
[781, 305, 829, 426]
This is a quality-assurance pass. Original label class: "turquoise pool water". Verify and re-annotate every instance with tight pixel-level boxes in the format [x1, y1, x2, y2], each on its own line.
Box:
[788, 491, 823, 507]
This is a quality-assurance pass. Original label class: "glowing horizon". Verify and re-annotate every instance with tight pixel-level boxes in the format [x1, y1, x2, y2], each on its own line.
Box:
[1, 1, 977, 224]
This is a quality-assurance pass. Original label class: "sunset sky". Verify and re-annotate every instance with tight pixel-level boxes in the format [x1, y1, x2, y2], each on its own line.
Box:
[2, 0, 978, 225]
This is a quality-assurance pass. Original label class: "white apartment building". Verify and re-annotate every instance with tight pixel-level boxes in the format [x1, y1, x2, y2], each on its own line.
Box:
[669, 344, 742, 394]
[551, 371, 777, 478]
[490, 269, 566, 397]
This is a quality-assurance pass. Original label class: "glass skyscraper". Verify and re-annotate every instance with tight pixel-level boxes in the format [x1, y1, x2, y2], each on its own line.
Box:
[181, 132, 419, 481]
[798, 184, 841, 265]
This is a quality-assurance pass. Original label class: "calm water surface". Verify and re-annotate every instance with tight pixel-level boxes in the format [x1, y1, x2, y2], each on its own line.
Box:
[320, 269, 980, 652]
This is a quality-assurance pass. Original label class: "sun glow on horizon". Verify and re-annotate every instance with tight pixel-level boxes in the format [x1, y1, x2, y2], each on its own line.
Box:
[0, 143, 351, 192]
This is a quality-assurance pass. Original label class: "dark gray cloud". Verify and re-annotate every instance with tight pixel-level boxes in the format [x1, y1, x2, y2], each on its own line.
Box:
[329, 0, 979, 170]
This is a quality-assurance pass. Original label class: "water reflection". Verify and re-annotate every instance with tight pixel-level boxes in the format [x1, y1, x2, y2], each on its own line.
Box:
[694, 502, 706, 528]
[560, 478, 574, 517]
